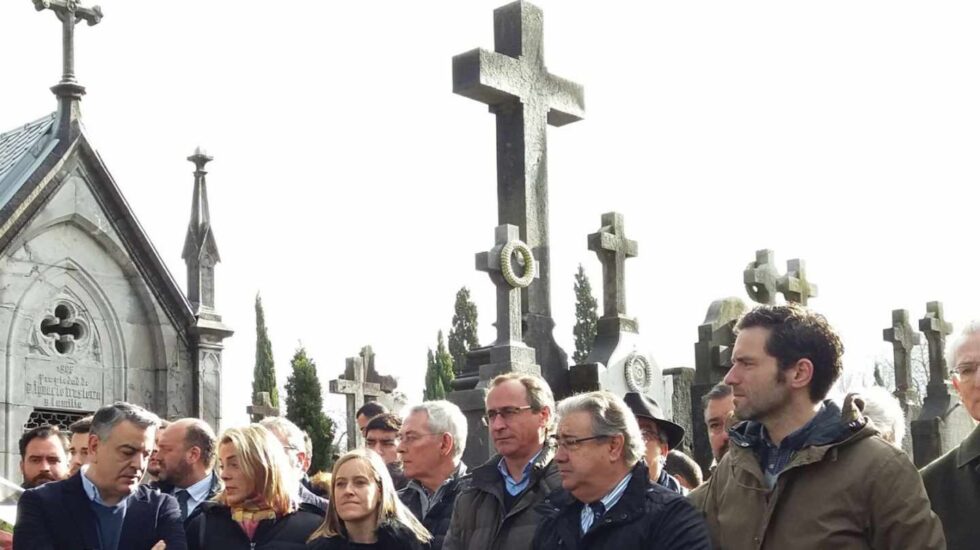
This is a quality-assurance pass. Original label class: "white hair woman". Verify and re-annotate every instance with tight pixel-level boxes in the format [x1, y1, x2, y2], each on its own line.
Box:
[185, 424, 322, 549]
[308, 448, 431, 550]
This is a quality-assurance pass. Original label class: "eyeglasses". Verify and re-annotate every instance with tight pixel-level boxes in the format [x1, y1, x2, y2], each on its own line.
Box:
[640, 429, 665, 444]
[398, 432, 442, 445]
[955, 363, 980, 378]
[365, 437, 398, 448]
[483, 406, 533, 424]
[548, 434, 610, 451]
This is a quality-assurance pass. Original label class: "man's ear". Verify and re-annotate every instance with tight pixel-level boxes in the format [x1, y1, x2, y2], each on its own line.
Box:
[607, 433, 625, 462]
[87, 432, 100, 459]
[789, 358, 814, 390]
[442, 433, 454, 458]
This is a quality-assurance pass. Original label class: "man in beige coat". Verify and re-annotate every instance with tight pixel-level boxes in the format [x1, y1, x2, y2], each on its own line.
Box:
[691, 304, 944, 549]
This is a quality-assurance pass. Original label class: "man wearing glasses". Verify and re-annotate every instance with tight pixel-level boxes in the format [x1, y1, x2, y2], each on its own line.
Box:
[533, 391, 710, 550]
[445, 373, 562, 550]
[922, 322, 980, 550]
[259, 417, 327, 514]
[623, 392, 687, 494]
[397, 400, 468, 550]
[364, 413, 408, 490]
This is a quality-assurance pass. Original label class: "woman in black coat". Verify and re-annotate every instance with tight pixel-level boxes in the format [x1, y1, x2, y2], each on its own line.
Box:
[307, 449, 430, 550]
[186, 424, 322, 549]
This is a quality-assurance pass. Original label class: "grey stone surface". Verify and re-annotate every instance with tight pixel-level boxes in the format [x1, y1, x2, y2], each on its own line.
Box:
[247, 391, 279, 421]
[884, 309, 922, 454]
[588, 212, 637, 319]
[743, 249, 818, 306]
[912, 302, 975, 467]
[453, 0, 584, 399]
[329, 346, 398, 451]
[663, 366, 694, 456]
[450, 224, 541, 467]
[690, 297, 746, 474]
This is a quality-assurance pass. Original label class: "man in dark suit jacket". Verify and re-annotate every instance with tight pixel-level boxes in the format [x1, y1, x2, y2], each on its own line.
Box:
[13, 402, 186, 550]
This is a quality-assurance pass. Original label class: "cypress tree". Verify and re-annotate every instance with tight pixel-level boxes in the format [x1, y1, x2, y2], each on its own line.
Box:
[448, 287, 480, 375]
[572, 265, 599, 364]
[251, 293, 279, 421]
[284, 347, 335, 473]
[424, 331, 455, 400]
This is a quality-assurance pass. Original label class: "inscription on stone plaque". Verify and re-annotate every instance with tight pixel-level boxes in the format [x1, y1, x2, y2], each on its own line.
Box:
[23, 359, 103, 410]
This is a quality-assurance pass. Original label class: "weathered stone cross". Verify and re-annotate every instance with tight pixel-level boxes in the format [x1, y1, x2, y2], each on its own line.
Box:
[330, 355, 382, 450]
[919, 301, 953, 389]
[778, 259, 818, 306]
[247, 391, 279, 422]
[454, 1, 583, 361]
[34, 0, 103, 94]
[743, 250, 818, 305]
[476, 224, 538, 347]
[588, 212, 637, 318]
[884, 309, 922, 394]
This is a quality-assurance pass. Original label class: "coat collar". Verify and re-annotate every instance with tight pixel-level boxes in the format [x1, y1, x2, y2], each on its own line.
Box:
[61, 473, 101, 548]
[955, 422, 980, 469]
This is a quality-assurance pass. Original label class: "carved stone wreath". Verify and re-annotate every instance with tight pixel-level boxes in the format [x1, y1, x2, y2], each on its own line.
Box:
[500, 239, 536, 288]
[624, 352, 653, 392]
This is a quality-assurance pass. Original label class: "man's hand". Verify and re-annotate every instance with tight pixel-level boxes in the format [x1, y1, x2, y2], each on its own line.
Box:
[150, 541, 166, 550]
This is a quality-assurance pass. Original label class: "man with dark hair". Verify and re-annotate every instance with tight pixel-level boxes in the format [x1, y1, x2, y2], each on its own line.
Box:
[18, 426, 69, 489]
[154, 418, 220, 523]
[68, 416, 93, 476]
[701, 381, 735, 466]
[13, 401, 186, 550]
[664, 450, 702, 491]
[364, 413, 408, 490]
[691, 304, 944, 549]
[355, 401, 389, 434]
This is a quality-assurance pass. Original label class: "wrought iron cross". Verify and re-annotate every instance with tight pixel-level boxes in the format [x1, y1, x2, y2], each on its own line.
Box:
[33, 0, 103, 90]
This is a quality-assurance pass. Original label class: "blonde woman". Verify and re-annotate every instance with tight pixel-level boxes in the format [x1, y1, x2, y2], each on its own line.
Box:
[186, 424, 322, 549]
[308, 449, 431, 550]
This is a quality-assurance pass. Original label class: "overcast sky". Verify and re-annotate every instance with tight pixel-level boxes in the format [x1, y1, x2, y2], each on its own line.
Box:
[3, 1, 980, 430]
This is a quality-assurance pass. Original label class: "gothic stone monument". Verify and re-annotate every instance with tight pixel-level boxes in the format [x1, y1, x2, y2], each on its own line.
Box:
[453, 0, 584, 399]
[0, 2, 232, 478]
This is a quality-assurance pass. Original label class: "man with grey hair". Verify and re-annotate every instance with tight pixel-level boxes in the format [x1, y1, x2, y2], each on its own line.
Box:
[397, 400, 468, 550]
[14, 401, 187, 550]
[259, 416, 327, 514]
[445, 373, 561, 550]
[533, 391, 710, 550]
[857, 386, 905, 448]
[922, 321, 980, 549]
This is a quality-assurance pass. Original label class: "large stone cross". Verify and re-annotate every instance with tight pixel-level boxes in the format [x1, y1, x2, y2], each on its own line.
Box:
[588, 212, 637, 318]
[33, 0, 103, 95]
[476, 224, 539, 347]
[777, 259, 818, 306]
[329, 355, 382, 450]
[247, 392, 279, 422]
[884, 309, 922, 393]
[919, 301, 953, 388]
[454, 2, 583, 392]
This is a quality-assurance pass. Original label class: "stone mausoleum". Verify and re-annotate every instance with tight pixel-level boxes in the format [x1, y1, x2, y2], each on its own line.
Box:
[0, 1, 231, 479]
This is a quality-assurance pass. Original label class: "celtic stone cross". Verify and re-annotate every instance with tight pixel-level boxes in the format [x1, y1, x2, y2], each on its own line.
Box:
[477, 224, 539, 347]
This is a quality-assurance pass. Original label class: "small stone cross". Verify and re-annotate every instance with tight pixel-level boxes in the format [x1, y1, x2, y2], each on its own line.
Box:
[330, 355, 383, 450]
[588, 212, 637, 318]
[777, 259, 818, 306]
[743, 250, 779, 304]
[33, 0, 103, 93]
[247, 391, 279, 421]
[919, 301, 953, 386]
[476, 224, 539, 347]
[884, 309, 922, 393]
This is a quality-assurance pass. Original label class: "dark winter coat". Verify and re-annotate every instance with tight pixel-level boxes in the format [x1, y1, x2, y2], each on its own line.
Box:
[185, 501, 322, 550]
[398, 464, 468, 550]
[531, 461, 711, 550]
[444, 446, 561, 550]
[307, 520, 431, 550]
[921, 421, 980, 550]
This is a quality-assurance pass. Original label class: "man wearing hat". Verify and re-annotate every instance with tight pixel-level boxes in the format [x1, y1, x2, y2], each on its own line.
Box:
[623, 392, 687, 494]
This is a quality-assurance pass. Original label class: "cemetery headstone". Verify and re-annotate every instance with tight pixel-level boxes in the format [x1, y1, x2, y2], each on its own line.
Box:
[744, 249, 818, 306]
[453, 0, 584, 398]
[883, 309, 922, 455]
[247, 391, 279, 421]
[330, 351, 384, 451]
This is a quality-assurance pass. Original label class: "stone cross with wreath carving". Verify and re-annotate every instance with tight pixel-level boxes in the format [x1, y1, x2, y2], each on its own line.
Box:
[476, 224, 538, 347]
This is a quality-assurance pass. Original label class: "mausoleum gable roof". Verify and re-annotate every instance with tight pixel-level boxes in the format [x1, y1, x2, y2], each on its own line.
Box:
[0, 113, 57, 208]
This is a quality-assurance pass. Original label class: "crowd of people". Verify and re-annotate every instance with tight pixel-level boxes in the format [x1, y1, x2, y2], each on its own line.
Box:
[4, 303, 980, 549]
